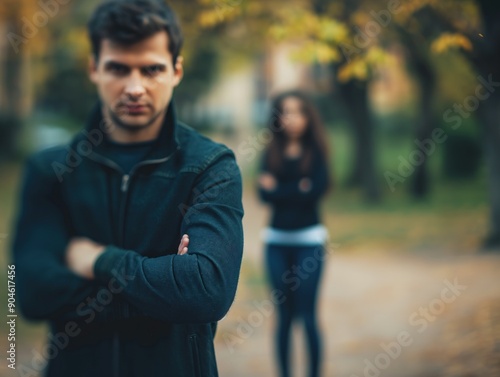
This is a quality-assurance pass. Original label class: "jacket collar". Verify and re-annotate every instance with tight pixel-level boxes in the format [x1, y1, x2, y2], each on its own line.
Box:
[75, 99, 181, 162]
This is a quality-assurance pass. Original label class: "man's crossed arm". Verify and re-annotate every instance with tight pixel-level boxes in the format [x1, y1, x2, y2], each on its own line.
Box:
[65, 234, 190, 280]
[13, 149, 244, 324]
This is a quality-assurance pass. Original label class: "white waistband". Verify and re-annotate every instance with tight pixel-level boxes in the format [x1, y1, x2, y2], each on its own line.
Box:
[260, 224, 329, 245]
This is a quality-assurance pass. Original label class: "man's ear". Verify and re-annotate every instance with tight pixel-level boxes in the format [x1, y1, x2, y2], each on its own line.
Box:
[172, 56, 184, 87]
[88, 55, 98, 84]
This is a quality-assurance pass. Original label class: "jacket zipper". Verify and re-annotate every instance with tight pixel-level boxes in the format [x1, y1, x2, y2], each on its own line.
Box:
[189, 334, 202, 377]
[88, 146, 180, 239]
[121, 174, 130, 192]
[87, 145, 180, 377]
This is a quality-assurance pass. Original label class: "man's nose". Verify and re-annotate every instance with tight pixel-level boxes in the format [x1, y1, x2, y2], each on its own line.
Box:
[124, 72, 146, 99]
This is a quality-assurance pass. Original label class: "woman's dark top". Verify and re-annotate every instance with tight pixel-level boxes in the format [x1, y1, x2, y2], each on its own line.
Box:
[257, 148, 329, 230]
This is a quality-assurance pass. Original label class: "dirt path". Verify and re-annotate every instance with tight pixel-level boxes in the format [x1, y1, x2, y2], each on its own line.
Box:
[214, 191, 500, 377]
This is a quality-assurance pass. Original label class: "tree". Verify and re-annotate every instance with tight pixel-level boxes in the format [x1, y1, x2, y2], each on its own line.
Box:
[197, 0, 384, 200]
[402, 0, 500, 249]
[0, 0, 29, 157]
[466, 1, 500, 250]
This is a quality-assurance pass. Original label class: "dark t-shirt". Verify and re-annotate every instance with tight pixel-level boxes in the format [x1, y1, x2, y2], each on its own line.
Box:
[102, 137, 156, 239]
[105, 138, 156, 174]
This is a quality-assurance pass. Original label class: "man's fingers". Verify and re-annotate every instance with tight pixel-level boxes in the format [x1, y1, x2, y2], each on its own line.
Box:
[181, 237, 189, 255]
[182, 235, 189, 249]
[177, 234, 189, 254]
[178, 234, 188, 252]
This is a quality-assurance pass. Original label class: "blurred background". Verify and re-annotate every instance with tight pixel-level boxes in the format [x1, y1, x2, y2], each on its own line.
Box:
[1, 0, 500, 376]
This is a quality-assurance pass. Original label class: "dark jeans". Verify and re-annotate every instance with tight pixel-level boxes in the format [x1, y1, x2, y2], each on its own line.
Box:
[265, 243, 325, 377]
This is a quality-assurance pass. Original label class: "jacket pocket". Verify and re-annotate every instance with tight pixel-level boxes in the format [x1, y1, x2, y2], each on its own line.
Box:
[189, 334, 202, 377]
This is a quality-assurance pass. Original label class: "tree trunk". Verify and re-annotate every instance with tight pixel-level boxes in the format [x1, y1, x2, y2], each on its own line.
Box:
[338, 79, 380, 202]
[0, 2, 30, 159]
[394, 22, 437, 199]
[411, 61, 436, 198]
[471, 0, 500, 250]
[477, 90, 500, 250]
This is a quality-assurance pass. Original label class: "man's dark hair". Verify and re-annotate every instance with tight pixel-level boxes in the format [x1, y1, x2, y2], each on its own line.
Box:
[88, 0, 183, 64]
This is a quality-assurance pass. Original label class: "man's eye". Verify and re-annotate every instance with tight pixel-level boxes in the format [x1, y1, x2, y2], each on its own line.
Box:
[143, 66, 163, 77]
[109, 65, 128, 75]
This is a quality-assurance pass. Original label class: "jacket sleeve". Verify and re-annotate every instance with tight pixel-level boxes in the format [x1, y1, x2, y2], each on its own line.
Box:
[92, 148, 245, 324]
[12, 154, 97, 321]
[257, 151, 329, 204]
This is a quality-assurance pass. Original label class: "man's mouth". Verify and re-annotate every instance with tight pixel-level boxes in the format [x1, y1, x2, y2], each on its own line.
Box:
[120, 104, 148, 115]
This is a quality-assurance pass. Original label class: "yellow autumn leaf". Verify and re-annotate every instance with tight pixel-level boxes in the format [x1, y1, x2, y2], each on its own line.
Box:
[315, 42, 341, 63]
[292, 11, 320, 37]
[198, 10, 222, 27]
[431, 33, 473, 53]
[398, 0, 428, 22]
[338, 59, 368, 83]
[268, 24, 289, 42]
[290, 41, 341, 64]
[365, 46, 388, 64]
[317, 18, 349, 44]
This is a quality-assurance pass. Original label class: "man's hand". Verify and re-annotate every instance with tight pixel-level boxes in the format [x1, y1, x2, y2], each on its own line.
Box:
[65, 238, 105, 280]
[177, 234, 189, 255]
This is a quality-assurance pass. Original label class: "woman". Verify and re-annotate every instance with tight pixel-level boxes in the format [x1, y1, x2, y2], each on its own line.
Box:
[257, 90, 332, 377]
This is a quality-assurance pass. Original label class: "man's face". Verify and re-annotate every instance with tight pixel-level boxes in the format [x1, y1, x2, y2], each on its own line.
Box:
[89, 31, 183, 131]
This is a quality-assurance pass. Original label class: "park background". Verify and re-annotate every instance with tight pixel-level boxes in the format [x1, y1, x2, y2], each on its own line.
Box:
[0, 0, 499, 376]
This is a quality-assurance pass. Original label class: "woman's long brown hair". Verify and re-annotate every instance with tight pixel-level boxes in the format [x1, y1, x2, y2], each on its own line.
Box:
[264, 90, 333, 190]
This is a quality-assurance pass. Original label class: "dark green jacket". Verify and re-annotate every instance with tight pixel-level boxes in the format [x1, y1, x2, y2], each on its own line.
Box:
[12, 100, 244, 377]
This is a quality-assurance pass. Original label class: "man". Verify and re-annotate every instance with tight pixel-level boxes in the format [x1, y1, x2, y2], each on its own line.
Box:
[11, 1, 244, 376]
